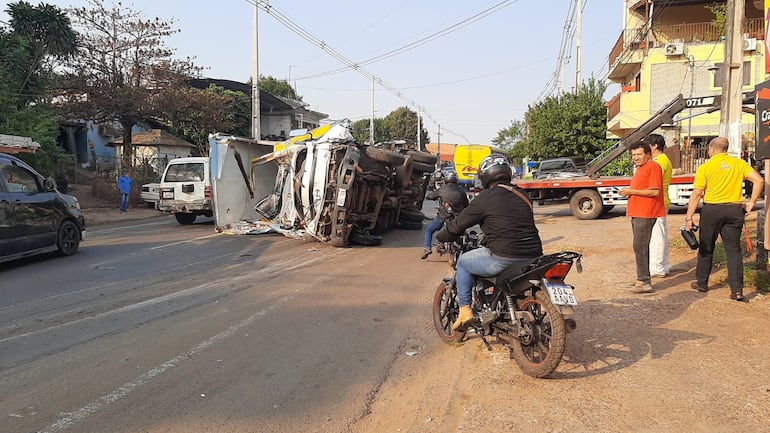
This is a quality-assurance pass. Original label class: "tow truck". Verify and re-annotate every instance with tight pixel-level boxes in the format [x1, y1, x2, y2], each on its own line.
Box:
[515, 94, 695, 220]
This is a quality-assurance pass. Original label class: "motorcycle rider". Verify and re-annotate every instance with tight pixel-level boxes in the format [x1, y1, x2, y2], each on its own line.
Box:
[438, 154, 543, 331]
[421, 170, 469, 259]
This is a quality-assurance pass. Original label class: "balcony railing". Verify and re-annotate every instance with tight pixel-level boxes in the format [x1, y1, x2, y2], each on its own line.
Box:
[654, 17, 765, 44]
[609, 18, 765, 67]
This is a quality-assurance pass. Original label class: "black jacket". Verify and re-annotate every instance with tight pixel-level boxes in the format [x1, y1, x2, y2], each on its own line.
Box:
[444, 184, 542, 259]
[426, 183, 469, 219]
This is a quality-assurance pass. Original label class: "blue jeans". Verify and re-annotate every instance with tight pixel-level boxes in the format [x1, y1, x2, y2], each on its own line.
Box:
[455, 247, 518, 306]
[424, 217, 444, 250]
[120, 193, 129, 212]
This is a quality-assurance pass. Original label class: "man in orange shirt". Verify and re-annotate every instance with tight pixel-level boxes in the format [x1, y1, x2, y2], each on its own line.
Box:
[620, 141, 665, 293]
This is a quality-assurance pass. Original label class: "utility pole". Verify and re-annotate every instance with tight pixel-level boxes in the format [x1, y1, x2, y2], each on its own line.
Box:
[719, 0, 744, 157]
[416, 106, 422, 151]
[370, 76, 375, 144]
[575, 0, 582, 89]
[437, 125, 442, 167]
[251, 1, 261, 140]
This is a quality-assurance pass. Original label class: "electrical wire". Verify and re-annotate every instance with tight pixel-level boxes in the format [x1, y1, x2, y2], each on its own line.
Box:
[295, 0, 519, 81]
[244, 0, 518, 142]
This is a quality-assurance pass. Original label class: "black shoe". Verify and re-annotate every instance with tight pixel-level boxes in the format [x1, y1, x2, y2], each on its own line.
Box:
[420, 249, 432, 260]
[691, 282, 708, 293]
[730, 291, 745, 301]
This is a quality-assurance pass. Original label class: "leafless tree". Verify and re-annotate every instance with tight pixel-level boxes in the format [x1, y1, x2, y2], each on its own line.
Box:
[61, 0, 198, 170]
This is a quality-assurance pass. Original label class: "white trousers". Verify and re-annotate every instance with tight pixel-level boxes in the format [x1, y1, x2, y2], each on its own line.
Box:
[649, 215, 670, 276]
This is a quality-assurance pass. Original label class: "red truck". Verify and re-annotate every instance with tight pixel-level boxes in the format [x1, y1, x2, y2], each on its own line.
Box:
[516, 95, 694, 220]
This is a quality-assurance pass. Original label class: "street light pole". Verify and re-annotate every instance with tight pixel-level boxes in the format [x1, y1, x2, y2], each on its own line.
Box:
[251, 2, 261, 140]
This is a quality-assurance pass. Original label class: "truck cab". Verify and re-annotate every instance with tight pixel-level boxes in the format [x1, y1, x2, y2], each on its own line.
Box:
[533, 156, 587, 179]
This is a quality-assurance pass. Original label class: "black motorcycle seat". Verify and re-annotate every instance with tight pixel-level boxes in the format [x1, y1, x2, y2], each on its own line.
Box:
[496, 257, 540, 283]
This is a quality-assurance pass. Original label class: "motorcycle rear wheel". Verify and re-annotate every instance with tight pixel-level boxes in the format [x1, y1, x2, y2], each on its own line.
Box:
[432, 280, 466, 343]
[510, 290, 566, 378]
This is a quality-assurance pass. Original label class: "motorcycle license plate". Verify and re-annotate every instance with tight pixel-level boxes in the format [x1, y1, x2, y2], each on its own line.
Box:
[546, 283, 577, 306]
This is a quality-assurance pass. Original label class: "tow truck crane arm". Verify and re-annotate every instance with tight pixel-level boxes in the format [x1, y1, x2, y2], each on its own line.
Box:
[587, 94, 687, 178]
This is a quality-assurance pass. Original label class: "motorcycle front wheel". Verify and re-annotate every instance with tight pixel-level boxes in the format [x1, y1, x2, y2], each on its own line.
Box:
[510, 290, 566, 378]
[432, 280, 466, 343]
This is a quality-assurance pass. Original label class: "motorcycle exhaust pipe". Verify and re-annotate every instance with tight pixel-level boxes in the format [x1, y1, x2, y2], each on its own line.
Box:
[564, 318, 577, 332]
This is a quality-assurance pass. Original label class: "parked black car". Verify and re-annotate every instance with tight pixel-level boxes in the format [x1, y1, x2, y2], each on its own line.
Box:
[0, 153, 85, 263]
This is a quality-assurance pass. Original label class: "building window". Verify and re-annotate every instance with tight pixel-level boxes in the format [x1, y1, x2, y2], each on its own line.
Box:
[712, 61, 752, 87]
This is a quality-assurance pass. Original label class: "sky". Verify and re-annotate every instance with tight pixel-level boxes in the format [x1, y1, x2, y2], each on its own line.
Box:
[2, 0, 625, 144]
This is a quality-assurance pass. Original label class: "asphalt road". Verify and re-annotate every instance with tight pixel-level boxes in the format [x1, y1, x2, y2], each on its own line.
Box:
[0, 215, 447, 433]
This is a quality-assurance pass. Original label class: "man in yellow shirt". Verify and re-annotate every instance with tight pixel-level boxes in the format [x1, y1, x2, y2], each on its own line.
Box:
[645, 134, 671, 277]
[685, 137, 763, 301]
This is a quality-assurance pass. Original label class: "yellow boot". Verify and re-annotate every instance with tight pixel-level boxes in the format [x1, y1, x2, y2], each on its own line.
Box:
[452, 305, 474, 331]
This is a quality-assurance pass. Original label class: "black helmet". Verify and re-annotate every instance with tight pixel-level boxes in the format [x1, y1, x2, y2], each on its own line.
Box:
[445, 171, 458, 184]
[478, 154, 511, 189]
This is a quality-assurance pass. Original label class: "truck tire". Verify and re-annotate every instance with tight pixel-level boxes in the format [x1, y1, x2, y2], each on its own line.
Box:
[365, 147, 405, 166]
[175, 213, 197, 225]
[412, 161, 435, 174]
[569, 189, 603, 220]
[407, 150, 438, 165]
[399, 208, 426, 222]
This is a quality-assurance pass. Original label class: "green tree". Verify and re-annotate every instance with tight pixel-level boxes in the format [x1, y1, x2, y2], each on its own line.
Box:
[351, 117, 388, 144]
[350, 107, 429, 145]
[258, 75, 301, 101]
[517, 77, 611, 162]
[0, 2, 77, 178]
[157, 85, 250, 155]
[7, 1, 77, 95]
[62, 0, 198, 171]
[383, 106, 429, 145]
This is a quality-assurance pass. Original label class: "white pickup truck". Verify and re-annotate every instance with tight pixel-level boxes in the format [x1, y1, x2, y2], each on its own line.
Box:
[157, 157, 213, 224]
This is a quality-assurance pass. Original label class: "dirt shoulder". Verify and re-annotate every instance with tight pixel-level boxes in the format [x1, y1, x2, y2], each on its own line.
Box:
[69, 183, 168, 227]
[355, 202, 770, 433]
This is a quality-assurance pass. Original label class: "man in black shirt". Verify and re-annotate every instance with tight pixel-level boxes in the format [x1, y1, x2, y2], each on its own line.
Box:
[421, 171, 469, 259]
[440, 155, 543, 330]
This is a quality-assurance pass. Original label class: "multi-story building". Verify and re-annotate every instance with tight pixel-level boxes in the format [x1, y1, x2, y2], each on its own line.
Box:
[606, 0, 766, 170]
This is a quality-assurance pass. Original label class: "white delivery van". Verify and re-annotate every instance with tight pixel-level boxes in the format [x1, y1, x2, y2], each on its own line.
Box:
[157, 157, 212, 224]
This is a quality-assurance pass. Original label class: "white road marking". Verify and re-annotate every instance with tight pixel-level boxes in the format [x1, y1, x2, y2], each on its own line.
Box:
[37, 289, 302, 433]
[149, 233, 222, 250]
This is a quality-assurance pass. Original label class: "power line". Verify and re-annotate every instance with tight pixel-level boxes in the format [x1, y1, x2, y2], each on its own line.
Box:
[295, 0, 519, 81]
[245, 0, 511, 142]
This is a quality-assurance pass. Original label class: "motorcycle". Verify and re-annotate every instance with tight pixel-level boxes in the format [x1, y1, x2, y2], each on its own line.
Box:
[432, 231, 583, 378]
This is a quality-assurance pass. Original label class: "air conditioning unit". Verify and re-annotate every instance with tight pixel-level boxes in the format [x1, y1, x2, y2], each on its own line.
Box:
[743, 37, 758, 51]
[664, 42, 684, 56]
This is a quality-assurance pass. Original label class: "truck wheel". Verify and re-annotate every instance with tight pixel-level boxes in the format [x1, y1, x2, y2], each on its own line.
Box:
[569, 190, 603, 220]
[407, 150, 438, 165]
[399, 208, 425, 222]
[365, 147, 405, 166]
[175, 213, 196, 225]
[412, 161, 435, 174]
[350, 232, 382, 246]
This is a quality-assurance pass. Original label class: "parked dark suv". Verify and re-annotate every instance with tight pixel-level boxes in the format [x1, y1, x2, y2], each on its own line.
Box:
[0, 153, 85, 263]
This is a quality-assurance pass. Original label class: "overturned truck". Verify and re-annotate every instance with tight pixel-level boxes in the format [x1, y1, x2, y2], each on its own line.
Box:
[209, 122, 437, 246]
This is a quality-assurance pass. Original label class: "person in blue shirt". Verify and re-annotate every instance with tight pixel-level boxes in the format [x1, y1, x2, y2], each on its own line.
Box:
[117, 171, 133, 214]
